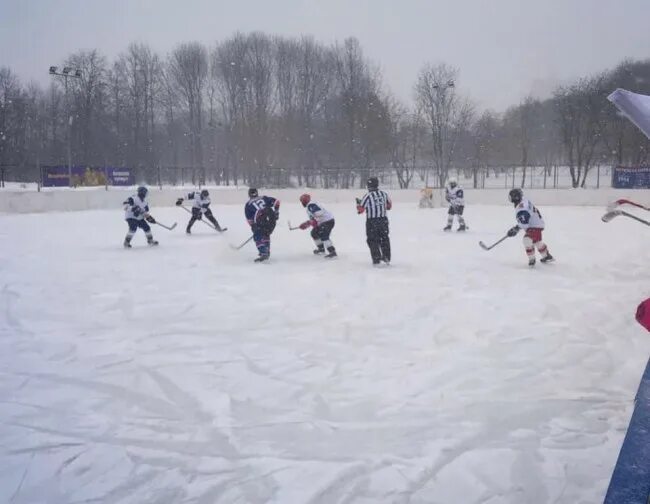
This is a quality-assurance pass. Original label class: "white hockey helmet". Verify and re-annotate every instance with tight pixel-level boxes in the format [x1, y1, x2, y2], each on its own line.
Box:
[448, 177, 458, 188]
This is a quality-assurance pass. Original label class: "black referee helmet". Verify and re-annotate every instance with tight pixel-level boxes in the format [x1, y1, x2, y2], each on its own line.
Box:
[367, 177, 379, 191]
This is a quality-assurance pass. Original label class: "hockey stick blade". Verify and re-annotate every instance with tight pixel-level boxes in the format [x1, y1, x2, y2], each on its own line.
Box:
[608, 199, 650, 212]
[180, 205, 225, 231]
[478, 234, 509, 251]
[155, 221, 177, 231]
[602, 209, 650, 226]
[601, 210, 621, 223]
[288, 220, 300, 231]
[601, 210, 650, 226]
[230, 235, 254, 250]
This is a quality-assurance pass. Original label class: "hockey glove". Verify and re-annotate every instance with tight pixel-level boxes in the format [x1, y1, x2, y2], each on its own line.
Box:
[299, 221, 311, 230]
[132, 206, 142, 217]
[145, 215, 156, 224]
[507, 226, 520, 237]
[175, 198, 184, 206]
[355, 198, 361, 205]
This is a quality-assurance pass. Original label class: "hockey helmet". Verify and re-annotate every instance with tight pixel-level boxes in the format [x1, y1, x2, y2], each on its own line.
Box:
[637, 298, 650, 332]
[367, 177, 379, 191]
[299, 193, 311, 207]
[200, 189, 209, 198]
[448, 177, 458, 189]
[248, 187, 259, 198]
[137, 186, 148, 199]
[508, 188, 523, 205]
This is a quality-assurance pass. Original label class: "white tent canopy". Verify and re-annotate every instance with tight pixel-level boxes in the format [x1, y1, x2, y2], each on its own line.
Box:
[607, 88, 650, 140]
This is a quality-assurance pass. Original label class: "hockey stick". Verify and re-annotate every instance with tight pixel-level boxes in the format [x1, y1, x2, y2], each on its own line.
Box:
[478, 234, 509, 251]
[179, 206, 227, 232]
[607, 198, 650, 212]
[602, 209, 650, 226]
[288, 220, 301, 231]
[229, 235, 254, 250]
[154, 220, 177, 231]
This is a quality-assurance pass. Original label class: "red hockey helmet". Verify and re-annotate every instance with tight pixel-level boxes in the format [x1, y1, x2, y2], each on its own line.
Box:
[636, 298, 650, 332]
[299, 193, 311, 207]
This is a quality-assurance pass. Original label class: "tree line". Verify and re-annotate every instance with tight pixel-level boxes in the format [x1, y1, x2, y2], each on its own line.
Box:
[1, 32, 649, 189]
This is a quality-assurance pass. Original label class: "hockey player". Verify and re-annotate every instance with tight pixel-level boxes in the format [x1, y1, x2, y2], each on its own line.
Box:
[357, 177, 392, 265]
[506, 188, 554, 266]
[443, 178, 467, 231]
[175, 189, 225, 233]
[297, 194, 337, 258]
[244, 188, 280, 262]
[123, 186, 158, 248]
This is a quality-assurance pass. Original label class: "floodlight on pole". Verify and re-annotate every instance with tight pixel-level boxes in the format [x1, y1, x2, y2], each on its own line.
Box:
[48, 64, 82, 187]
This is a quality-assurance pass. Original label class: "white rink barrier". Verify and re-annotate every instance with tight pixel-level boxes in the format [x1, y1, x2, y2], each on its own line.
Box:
[0, 187, 647, 214]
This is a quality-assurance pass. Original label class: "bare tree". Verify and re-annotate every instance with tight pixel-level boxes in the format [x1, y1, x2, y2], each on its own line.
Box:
[502, 97, 537, 187]
[168, 42, 208, 184]
[415, 63, 473, 186]
[117, 44, 162, 177]
[0, 67, 22, 175]
[242, 33, 276, 186]
[331, 37, 386, 188]
[294, 37, 334, 185]
[65, 50, 107, 165]
[472, 110, 499, 188]
[387, 100, 423, 188]
[554, 74, 608, 188]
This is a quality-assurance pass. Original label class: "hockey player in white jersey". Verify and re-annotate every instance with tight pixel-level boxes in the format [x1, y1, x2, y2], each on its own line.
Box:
[175, 189, 225, 233]
[443, 178, 467, 231]
[506, 188, 554, 266]
[298, 194, 337, 258]
[123, 186, 158, 248]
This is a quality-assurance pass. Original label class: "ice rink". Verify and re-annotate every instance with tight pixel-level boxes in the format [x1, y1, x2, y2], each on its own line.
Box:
[1, 203, 648, 504]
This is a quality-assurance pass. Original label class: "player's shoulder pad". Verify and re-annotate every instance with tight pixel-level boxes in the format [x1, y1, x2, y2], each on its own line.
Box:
[307, 202, 321, 212]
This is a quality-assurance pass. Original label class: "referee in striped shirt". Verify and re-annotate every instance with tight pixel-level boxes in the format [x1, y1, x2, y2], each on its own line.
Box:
[356, 177, 392, 265]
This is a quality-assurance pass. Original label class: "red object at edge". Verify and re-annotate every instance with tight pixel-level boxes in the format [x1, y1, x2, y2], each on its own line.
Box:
[636, 298, 650, 332]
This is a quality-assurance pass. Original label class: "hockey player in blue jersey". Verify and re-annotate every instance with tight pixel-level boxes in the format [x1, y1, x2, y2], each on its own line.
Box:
[175, 188, 225, 233]
[123, 186, 158, 248]
[245, 188, 280, 262]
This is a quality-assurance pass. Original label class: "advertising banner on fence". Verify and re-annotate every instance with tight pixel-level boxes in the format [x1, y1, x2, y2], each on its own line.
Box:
[42, 166, 134, 187]
[612, 165, 650, 189]
[42, 166, 80, 187]
[105, 167, 134, 186]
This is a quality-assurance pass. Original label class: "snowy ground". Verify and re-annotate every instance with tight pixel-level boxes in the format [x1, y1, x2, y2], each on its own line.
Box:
[1, 203, 648, 504]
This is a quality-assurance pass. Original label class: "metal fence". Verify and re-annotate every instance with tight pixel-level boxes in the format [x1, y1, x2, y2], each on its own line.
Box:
[0, 163, 613, 191]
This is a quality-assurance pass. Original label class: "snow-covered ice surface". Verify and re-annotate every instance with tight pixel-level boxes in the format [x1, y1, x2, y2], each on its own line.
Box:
[1, 204, 648, 504]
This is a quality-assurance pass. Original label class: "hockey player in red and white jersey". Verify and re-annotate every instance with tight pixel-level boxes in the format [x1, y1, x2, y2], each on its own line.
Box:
[506, 188, 554, 266]
[298, 194, 337, 258]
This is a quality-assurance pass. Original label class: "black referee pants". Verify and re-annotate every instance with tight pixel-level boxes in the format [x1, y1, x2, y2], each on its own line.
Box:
[366, 217, 390, 263]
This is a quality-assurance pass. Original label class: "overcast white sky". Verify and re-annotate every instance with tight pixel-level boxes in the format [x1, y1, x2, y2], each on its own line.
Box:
[1, 0, 649, 111]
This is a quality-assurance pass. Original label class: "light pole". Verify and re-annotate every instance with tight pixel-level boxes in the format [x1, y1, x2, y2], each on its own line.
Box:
[49, 66, 82, 187]
[431, 79, 455, 187]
